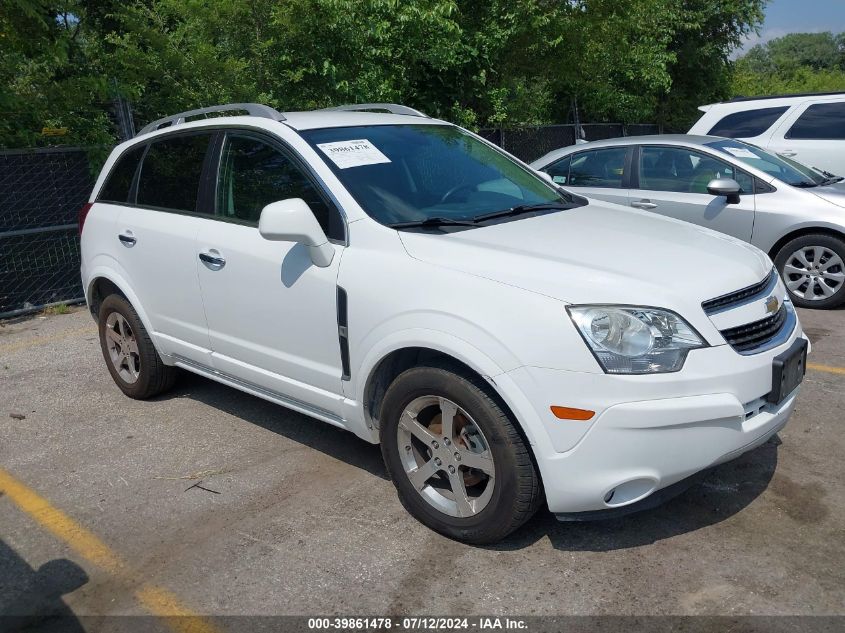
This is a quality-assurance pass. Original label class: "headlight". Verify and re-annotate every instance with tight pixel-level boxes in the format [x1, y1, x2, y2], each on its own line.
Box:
[567, 305, 706, 374]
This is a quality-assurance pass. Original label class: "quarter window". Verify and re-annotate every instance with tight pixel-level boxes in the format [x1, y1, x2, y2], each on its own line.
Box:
[136, 134, 212, 213]
[707, 106, 789, 138]
[639, 146, 751, 194]
[568, 148, 627, 188]
[97, 146, 144, 203]
[216, 134, 342, 239]
[786, 102, 845, 140]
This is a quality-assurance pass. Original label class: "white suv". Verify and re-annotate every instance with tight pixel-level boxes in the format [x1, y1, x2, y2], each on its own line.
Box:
[688, 92, 845, 176]
[81, 103, 808, 543]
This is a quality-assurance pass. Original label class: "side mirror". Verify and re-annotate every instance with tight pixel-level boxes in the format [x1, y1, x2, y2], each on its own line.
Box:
[535, 169, 554, 184]
[258, 198, 334, 267]
[707, 178, 741, 204]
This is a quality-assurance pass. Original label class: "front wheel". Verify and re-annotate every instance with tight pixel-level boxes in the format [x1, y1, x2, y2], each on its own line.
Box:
[774, 234, 845, 309]
[380, 365, 543, 544]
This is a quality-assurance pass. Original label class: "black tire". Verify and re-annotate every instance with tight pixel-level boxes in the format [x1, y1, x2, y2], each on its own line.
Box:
[379, 364, 543, 544]
[774, 233, 845, 309]
[98, 294, 177, 399]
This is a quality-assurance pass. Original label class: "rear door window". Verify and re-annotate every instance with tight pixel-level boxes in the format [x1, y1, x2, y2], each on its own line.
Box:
[568, 148, 627, 188]
[786, 102, 845, 139]
[136, 134, 212, 213]
[707, 106, 789, 138]
[97, 146, 145, 204]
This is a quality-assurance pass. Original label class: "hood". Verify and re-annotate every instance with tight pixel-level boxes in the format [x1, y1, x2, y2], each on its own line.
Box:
[398, 202, 771, 310]
[808, 182, 845, 209]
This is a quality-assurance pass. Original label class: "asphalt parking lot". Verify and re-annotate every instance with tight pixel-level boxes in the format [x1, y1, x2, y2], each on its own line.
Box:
[1, 305, 844, 623]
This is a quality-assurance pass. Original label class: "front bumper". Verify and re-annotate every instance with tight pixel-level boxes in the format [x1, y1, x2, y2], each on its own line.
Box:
[499, 326, 807, 515]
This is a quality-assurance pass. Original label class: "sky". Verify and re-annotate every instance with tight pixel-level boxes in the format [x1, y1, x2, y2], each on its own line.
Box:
[736, 0, 845, 54]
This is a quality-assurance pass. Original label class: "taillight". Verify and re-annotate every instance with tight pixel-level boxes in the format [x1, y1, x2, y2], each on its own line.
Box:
[78, 202, 94, 235]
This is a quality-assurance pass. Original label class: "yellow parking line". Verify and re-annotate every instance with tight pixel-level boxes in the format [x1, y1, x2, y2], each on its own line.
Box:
[0, 326, 95, 356]
[0, 467, 220, 632]
[808, 362, 845, 376]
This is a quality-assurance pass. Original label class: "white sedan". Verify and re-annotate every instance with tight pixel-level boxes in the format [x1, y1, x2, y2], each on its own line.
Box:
[532, 134, 845, 308]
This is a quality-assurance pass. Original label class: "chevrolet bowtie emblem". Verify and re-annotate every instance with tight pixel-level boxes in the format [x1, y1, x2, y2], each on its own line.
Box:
[765, 295, 780, 314]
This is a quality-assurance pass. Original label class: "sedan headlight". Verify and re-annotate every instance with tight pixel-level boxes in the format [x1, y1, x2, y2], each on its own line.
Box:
[568, 306, 707, 374]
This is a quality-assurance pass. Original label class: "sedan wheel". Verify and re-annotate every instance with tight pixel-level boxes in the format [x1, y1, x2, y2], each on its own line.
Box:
[782, 245, 844, 302]
[775, 234, 845, 309]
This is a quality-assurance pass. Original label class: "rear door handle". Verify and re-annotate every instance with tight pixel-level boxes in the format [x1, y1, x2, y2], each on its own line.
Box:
[631, 199, 657, 210]
[199, 250, 226, 270]
[118, 231, 136, 247]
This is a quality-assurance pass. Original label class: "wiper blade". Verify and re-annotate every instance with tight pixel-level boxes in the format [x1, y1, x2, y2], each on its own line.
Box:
[821, 176, 844, 186]
[471, 202, 571, 223]
[387, 217, 478, 229]
[792, 180, 820, 188]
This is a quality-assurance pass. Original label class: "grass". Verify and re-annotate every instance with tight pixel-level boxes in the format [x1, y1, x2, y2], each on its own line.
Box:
[41, 303, 72, 316]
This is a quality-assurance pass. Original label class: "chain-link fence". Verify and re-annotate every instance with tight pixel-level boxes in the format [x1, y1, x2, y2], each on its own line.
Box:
[0, 148, 94, 317]
[479, 123, 660, 163]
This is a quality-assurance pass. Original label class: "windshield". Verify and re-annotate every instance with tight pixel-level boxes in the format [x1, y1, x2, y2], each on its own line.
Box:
[301, 124, 580, 227]
[705, 139, 829, 187]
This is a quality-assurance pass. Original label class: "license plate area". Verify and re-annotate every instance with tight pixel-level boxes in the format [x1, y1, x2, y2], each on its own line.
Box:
[767, 338, 808, 405]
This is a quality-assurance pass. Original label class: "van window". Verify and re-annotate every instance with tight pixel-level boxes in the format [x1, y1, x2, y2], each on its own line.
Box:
[136, 134, 212, 213]
[707, 106, 789, 138]
[97, 146, 144, 204]
[216, 134, 343, 239]
[786, 102, 845, 140]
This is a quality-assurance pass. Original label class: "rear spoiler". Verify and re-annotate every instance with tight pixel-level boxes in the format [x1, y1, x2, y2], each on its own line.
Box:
[698, 104, 714, 113]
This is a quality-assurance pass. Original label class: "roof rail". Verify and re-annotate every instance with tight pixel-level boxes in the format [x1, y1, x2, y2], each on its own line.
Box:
[137, 103, 286, 136]
[727, 91, 845, 103]
[321, 103, 429, 118]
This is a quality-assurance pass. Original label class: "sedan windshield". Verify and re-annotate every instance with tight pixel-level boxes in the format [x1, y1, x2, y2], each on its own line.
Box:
[301, 124, 581, 227]
[706, 139, 829, 188]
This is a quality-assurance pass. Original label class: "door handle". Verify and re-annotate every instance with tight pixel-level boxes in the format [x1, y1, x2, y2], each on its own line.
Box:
[779, 150, 797, 157]
[118, 231, 136, 247]
[631, 199, 657, 210]
[199, 250, 226, 270]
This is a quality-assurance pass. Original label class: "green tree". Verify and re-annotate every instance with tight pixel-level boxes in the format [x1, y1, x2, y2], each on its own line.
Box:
[0, 0, 768, 147]
[732, 31, 845, 98]
[0, 0, 116, 147]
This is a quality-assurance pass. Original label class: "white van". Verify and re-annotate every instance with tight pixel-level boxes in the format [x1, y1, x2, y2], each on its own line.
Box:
[688, 92, 845, 176]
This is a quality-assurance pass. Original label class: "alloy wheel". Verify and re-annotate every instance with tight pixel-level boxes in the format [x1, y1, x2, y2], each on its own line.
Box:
[782, 245, 845, 301]
[396, 395, 496, 518]
[104, 312, 141, 384]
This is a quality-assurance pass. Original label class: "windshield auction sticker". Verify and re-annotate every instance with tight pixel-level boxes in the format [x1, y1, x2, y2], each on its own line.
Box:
[722, 146, 758, 159]
[316, 139, 391, 169]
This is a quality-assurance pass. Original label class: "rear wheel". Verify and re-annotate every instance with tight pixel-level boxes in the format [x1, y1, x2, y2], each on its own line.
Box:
[380, 364, 542, 544]
[775, 234, 845, 309]
[98, 294, 177, 399]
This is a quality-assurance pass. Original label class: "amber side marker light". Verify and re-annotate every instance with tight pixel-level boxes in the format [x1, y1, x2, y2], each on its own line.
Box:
[550, 406, 595, 421]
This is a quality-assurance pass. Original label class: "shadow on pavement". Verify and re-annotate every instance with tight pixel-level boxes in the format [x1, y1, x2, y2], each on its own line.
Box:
[162, 373, 388, 480]
[0, 539, 88, 632]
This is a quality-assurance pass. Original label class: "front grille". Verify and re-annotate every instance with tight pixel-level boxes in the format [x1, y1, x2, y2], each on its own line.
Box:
[719, 304, 788, 353]
[702, 269, 777, 315]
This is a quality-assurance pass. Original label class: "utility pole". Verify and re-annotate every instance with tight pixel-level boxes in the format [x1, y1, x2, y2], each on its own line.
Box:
[111, 79, 135, 140]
